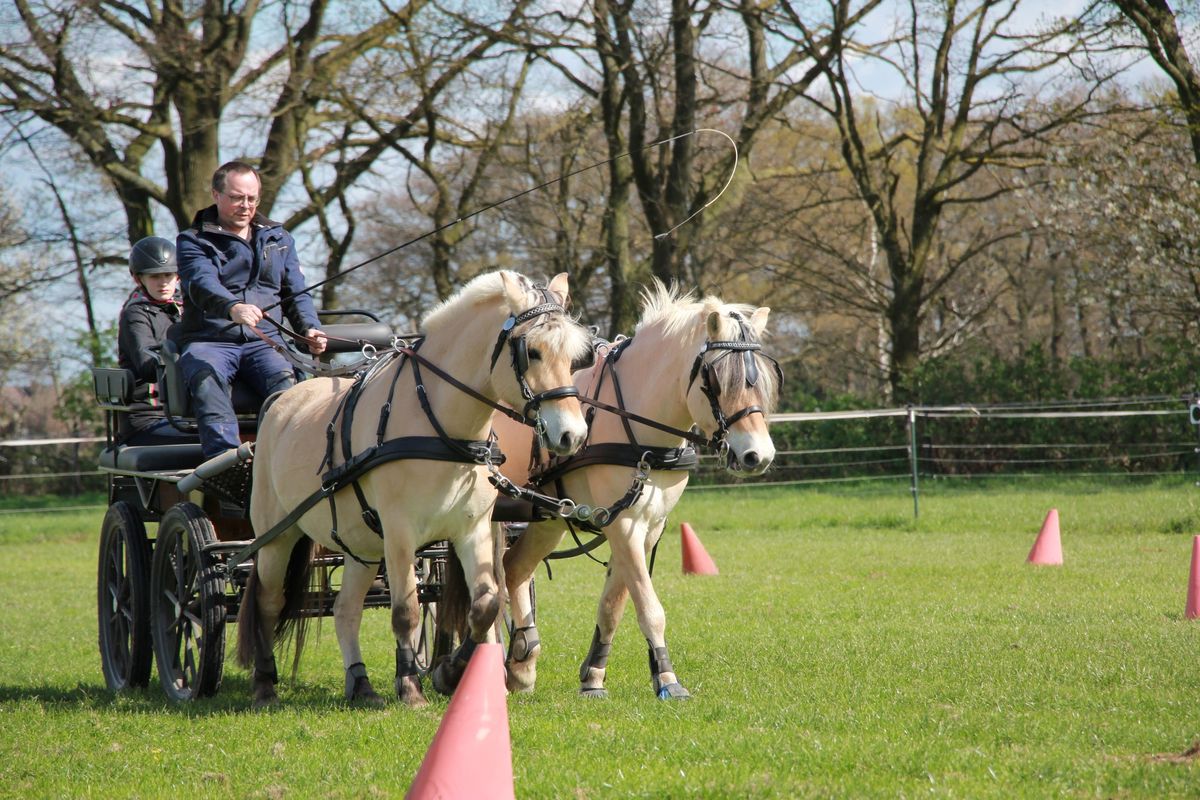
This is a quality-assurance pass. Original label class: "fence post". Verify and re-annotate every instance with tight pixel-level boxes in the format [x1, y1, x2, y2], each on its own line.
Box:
[907, 405, 919, 519]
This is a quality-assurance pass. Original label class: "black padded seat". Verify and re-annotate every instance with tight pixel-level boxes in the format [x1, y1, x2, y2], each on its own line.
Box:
[100, 443, 207, 473]
[321, 322, 394, 355]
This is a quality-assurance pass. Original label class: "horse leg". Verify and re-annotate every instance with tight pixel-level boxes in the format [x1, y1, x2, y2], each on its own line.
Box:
[578, 559, 629, 699]
[334, 559, 385, 706]
[433, 523, 501, 696]
[612, 520, 690, 700]
[502, 519, 565, 693]
[383, 543, 428, 708]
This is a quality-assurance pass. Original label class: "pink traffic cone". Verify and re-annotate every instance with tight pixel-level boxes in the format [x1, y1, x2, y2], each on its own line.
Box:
[407, 643, 513, 800]
[1186, 536, 1200, 620]
[1027, 508, 1063, 566]
[681, 522, 719, 575]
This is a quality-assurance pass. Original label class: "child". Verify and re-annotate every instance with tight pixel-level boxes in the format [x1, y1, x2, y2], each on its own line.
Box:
[116, 236, 191, 445]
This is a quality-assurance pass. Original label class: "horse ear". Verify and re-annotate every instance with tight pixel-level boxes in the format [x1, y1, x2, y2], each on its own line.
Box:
[706, 310, 722, 339]
[750, 307, 770, 336]
[499, 270, 527, 314]
[548, 272, 570, 305]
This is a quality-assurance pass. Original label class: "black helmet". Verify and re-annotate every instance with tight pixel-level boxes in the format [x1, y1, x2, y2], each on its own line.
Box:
[129, 236, 177, 275]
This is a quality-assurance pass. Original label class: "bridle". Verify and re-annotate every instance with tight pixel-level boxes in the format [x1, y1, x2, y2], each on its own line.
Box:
[486, 288, 582, 429]
[685, 310, 783, 452]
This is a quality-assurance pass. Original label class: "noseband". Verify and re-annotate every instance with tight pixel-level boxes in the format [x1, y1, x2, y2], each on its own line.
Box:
[488, 290, 580, 424]
[686, 311, 783, 449]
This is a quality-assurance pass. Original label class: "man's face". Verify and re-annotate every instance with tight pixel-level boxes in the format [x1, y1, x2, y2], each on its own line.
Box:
[213, 171, 261, 231]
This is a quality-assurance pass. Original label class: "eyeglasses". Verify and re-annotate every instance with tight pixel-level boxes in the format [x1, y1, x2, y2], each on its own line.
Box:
[220, 192, 259, 207]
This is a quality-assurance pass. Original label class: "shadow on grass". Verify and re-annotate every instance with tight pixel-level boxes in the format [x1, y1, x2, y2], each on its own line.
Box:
[0, 674, 450, 715]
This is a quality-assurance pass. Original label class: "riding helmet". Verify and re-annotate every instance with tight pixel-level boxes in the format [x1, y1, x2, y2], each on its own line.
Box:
[128, 236, 177, 275]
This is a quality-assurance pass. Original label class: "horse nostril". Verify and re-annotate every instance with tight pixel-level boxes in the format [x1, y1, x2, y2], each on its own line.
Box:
[559, 431, 577, 452]
[743, 451, 761, 469]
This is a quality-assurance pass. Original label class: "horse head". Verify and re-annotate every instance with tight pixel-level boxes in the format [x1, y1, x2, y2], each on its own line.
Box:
[685, 302, 780, 475]
[491, 271, 590, 456]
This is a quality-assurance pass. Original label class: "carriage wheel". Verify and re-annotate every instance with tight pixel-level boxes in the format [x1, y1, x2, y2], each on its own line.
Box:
[414, 551, 454, 676]
[150, 502, 226, 702]
[97, 502, 153, 691]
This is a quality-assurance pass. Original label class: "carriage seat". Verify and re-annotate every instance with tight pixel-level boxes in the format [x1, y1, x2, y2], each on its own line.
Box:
[99, 442, 207, 473]
[92, 367, 206, 472]
[318, 321, 395, 356]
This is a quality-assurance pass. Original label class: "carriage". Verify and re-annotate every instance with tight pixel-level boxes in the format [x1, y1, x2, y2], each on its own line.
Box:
[91, 271, 779, 706]
[92, 308, 460, 702]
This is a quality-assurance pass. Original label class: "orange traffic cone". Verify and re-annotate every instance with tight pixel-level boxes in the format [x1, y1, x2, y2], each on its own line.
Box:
[681, 522, 719, 575]
[1027, 508, 1063, 566]
[1186, 536, 1200, 620]
[406, 643, 513, 800]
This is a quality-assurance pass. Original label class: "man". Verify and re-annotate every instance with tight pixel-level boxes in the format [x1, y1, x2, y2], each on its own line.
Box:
[175, 161, 327, 458]
[116, 236, 193, 445]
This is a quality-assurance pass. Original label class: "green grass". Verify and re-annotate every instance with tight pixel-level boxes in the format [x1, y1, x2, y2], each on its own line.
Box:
[2, 478, 1199, 797]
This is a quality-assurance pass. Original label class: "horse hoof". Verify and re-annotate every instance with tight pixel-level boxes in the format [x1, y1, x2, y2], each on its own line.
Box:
[656, 682, 691, 700]
[348, 686, 386, 708]
[505, 662, 537, 693]
[579, 687, 608, 699]
[252, 684, 279, 710]
[431, 661, 461, 697]
[396, 675, 429, 708]
[346, 674, 385, 707]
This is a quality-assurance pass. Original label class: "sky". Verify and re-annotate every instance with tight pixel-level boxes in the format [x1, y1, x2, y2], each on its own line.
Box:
[6, 0, 1184, 364]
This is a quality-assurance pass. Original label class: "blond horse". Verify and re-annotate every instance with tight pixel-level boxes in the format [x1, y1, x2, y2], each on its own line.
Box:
[495, 282, 779, 699]
[236, 271, 591, 707]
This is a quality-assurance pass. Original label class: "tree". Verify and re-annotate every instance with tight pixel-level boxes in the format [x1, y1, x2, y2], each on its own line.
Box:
[521, 0, 881, 334]
[1112, 0, 1200, 166]
[784, 0, 1119, 401]
[0, 0, 532, 276]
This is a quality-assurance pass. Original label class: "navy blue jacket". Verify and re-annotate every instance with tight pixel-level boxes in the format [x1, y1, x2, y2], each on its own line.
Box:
[175, 206, 320, 345]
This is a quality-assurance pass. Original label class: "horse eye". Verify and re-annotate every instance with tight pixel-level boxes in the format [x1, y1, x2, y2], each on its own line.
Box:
[526, 347, 542, 361]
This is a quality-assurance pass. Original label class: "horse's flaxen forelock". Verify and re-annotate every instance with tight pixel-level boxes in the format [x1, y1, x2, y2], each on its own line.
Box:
[521, 311, 592, 371]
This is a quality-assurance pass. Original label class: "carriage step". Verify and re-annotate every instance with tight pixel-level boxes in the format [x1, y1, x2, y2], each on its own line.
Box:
[177, 442, 254, 494]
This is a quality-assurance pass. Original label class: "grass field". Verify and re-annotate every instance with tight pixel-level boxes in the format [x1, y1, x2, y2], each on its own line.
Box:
[2, 478, 1199, 798]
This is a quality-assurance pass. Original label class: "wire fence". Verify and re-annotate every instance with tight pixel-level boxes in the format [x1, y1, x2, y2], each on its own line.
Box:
[2, 395, 1197, 515]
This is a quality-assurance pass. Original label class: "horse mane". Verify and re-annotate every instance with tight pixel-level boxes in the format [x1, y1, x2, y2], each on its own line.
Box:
[421, 269, 592, 366]
[421, 270, 519, 332]
[636, 279, 779, 415]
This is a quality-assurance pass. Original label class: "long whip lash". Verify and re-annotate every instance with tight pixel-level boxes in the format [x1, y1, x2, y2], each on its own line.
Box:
[259, 127, 739, 317]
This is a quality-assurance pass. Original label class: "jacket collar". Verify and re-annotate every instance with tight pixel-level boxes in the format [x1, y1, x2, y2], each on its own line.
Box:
[190, 205, 282, 237]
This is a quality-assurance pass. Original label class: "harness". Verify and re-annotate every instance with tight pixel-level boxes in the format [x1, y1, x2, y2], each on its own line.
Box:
[503, 313, 782, 547]
[226, 292, 578, 571]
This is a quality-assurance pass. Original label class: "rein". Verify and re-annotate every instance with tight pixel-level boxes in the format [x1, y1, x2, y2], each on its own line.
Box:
[247, 320, 385, 379]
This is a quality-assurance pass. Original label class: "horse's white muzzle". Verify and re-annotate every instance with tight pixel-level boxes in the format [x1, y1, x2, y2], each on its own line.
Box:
[724, 429, 775, 476]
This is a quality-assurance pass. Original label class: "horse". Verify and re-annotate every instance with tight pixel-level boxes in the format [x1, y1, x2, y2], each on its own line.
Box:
[235, 270, 592, 707]
[491, 281, 780, 699]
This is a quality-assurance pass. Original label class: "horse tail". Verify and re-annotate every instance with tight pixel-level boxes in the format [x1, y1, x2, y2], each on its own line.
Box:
[438, 545, 470, 642]
[234, 562, 260, 671]
[275, 538, 321, 680]
[234, 537, 320, 680]
[438, 526, 507, 644]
